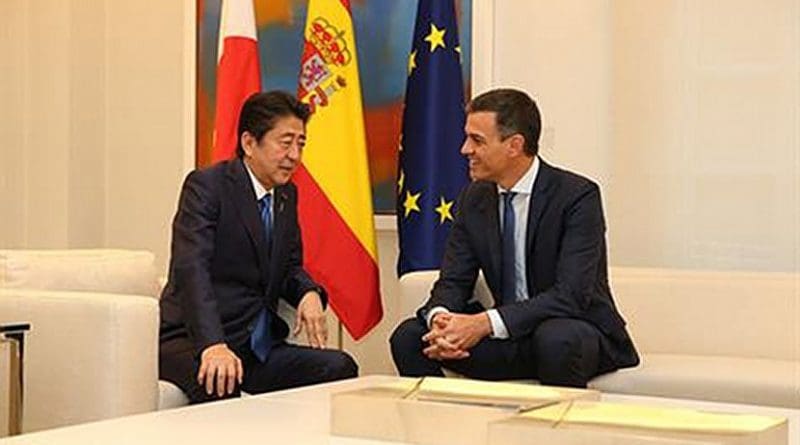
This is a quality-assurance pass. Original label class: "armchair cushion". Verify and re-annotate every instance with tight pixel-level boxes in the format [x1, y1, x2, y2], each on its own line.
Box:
[590, 353, 800, 408]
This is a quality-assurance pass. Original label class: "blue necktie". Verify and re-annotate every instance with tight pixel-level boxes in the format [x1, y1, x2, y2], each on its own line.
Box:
[501, 192, 517, 304]
[260, 194, 273, 253]
[250, 194, 272, 362]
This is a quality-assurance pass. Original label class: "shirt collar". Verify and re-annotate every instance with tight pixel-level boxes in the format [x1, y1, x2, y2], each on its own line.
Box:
[497, 156, 540, 195]
[243, 160, 272, 201]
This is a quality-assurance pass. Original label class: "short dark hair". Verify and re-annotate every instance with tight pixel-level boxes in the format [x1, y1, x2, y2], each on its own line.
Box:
[465, 88, 541, 156]
[236, 91, 311, 158]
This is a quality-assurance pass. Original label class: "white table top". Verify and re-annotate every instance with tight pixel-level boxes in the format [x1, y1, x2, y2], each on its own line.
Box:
[3, 375, 798, 445]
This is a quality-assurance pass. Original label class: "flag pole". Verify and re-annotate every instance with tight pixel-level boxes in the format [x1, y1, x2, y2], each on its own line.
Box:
[337, 320, 344, 350]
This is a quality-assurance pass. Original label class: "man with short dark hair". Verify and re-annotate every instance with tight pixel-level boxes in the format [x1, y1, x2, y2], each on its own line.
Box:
[160, 90, 357, 404]
[390, 88, 639, 387]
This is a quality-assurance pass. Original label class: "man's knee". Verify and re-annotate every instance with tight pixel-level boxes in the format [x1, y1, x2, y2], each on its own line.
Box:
[389, 318, 426, 359]
[532, 318, 599, 387]
[323, 351, 359, 380]
[533, 319, 580, 359]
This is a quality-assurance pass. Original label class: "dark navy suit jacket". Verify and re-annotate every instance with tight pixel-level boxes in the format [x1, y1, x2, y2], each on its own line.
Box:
[420, 159, 639, 370]
[159, 158, 324, 356]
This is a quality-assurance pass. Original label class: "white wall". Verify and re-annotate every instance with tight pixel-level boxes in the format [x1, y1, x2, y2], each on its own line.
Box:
[493, 0, 613, 185]
[608, 0, 800, 271]
[489, 0, 800, 273]
[0, 0, 194, 270]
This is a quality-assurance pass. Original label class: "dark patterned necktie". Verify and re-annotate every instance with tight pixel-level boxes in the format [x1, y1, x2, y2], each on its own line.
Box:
[250, 194, 273, 362]
[501, 192, 517, 304]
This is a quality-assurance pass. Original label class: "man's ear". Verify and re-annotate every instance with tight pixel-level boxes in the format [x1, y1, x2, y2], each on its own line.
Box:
[507, 133, 526, 157]
[240, 132, 255, 157]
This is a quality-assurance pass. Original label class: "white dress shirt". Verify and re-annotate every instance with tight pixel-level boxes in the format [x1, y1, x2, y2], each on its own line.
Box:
[427, 157, 540, 339]
[244, 161, 273, 223]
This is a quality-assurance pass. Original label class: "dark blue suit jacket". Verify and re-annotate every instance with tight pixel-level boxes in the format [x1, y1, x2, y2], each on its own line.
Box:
[421, 159, 639, 370]
[159, 158, 325, 356]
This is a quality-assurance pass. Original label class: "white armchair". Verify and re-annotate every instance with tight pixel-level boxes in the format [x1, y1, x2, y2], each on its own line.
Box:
[0, 249, 185, 433]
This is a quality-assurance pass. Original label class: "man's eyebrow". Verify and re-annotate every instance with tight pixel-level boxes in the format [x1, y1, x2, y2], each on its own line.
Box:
[278, 131, 304, 138]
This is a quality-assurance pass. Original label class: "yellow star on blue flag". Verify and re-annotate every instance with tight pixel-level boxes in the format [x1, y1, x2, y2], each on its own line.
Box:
[424, 23, 446, 52]
[434, 196, 455, 224]
[403, 190, 422, 217]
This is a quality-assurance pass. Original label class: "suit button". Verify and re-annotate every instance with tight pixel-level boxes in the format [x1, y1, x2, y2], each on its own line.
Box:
[247, 323, 254, 332]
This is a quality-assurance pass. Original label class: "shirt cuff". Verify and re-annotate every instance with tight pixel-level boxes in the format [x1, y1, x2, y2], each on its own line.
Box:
[426, 306, 450, 328]
[487, 308, 510, 339]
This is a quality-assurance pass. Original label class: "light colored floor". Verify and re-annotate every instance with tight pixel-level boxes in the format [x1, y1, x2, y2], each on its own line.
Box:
[3, 375, 798, 445]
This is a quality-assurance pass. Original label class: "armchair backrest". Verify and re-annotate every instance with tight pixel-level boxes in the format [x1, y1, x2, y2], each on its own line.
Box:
[396, 266, 800, 361]
[398, 270, 492, 321]
[0, 249, 160, 298]
[609, 267, 799, 360]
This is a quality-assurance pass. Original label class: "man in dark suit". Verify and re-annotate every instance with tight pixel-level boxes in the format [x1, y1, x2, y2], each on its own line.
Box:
[160, 91, 357, 403]
[390, 88, 639, 387]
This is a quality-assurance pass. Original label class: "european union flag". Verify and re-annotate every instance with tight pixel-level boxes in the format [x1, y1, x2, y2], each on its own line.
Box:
[397, 0, 469, 276]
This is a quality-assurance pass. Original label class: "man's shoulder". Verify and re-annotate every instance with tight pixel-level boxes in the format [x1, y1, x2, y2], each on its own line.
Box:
[193, 159, 233, 178]
[460, 180, 495, 201]
[183, 159, 235, 187]
[452, 181, 495, 215]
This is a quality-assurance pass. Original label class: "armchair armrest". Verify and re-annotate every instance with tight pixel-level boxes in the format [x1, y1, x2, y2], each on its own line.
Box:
[0, 288, 159, 432]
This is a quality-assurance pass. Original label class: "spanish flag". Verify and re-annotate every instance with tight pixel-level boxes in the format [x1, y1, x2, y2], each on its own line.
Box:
[294, 0, 382, 339]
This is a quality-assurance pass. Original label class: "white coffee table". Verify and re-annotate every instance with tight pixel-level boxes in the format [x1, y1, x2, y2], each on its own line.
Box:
[2, 375, 797, 445]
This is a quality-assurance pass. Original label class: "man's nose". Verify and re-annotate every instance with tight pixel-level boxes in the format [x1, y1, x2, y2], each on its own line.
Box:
[287, 144, 301, 160]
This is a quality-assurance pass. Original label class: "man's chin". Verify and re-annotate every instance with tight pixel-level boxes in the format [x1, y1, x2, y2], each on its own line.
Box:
[273, 170, 295, 185]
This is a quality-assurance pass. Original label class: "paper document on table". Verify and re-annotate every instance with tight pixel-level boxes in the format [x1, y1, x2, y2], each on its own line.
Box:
[415, 377, 594, 407]
[369, 377, 426, 398]
[519, 401, 786, 434]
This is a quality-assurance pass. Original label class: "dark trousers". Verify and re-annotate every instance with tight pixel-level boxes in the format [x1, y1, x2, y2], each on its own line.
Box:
[160, 338, 358, 404]
[390, 317, 607, 388]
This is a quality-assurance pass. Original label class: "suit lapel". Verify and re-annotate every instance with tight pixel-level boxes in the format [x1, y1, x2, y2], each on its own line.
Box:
[476, 185, 503, 294]
[225, 159, 268, 272]
[525, 160, 554, 285]
[268, 186, 290, 279]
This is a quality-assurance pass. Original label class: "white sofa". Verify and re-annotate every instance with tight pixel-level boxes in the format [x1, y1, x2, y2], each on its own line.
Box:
[399, 267, 800, 409]
[0, 249, 188, 433]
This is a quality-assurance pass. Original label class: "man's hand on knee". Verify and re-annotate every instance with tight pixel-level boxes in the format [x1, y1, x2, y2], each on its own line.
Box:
[422, 312, 492, 359]
[422, 313, 465, 360]
[198, 343, 243, 397]
[421, 312, 490, 360]
[294, 291, 328, 348]
[422, 337, 469, 360]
